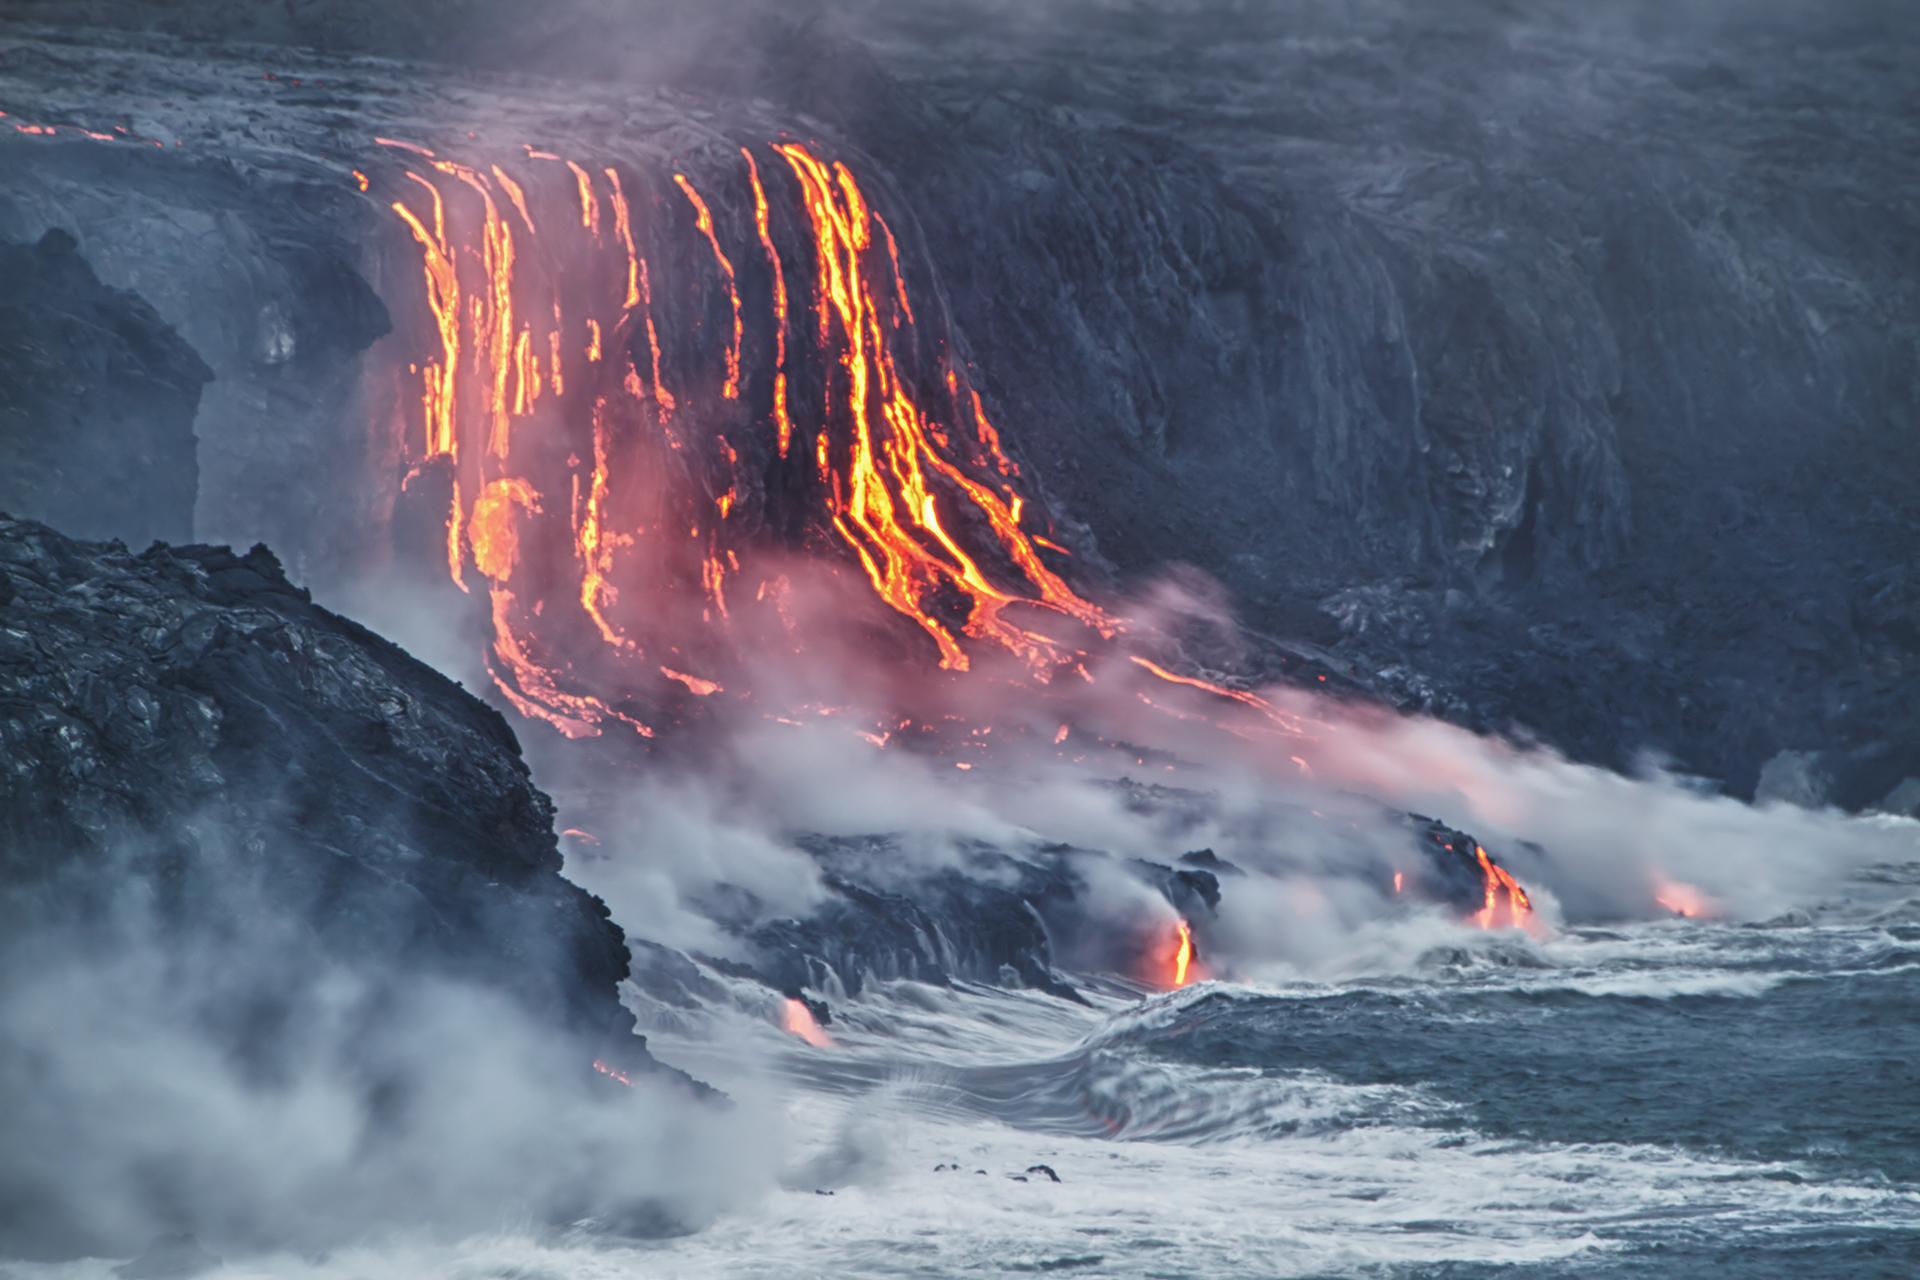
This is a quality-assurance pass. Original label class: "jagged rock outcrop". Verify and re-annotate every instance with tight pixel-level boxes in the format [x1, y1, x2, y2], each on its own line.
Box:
[0, 516, 736, 1259]
[0, 515, 659, 1058]
[0, 228, 209, 547]
[659, 811, 1508, 1012]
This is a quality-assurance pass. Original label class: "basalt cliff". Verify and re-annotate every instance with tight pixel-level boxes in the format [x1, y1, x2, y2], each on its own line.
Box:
[1, 1, 1913, 808]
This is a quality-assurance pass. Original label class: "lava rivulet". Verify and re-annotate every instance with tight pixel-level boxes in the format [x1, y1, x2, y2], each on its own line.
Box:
[1474, 845, 1537, 932]
[378, 138, 1117, 736]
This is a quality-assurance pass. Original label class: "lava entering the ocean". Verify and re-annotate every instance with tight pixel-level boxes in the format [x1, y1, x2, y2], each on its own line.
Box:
[1151, 917, 1209, 989]
[1473, 845, 1536, 932]
[369, 133, 1541, 938]
[782, 998, 835, 1048]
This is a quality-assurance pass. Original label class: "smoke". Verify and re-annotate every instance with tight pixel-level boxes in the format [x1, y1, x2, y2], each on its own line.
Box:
[0, 828, 780, 1262]
[526, 552, 1920, 999]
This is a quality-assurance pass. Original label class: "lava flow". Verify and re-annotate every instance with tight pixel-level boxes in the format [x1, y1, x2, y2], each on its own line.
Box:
[376, 137, 1119, 739]
[1473, 845, 1535, 931]
[1153, 918, 1208, 989]
[369, 133, 1541, 937]
[782, 998, 835, 1048]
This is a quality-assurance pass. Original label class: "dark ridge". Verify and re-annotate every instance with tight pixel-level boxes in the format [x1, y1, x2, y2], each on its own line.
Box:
[649, 819, 1502, 1014]
[0, 517, 708, 1255]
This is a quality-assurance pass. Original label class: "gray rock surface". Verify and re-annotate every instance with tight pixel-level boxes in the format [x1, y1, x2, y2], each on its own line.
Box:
[0, 517, 717, 1256]
[0, 228, 208, 546]
[0, 515, 642, 1044]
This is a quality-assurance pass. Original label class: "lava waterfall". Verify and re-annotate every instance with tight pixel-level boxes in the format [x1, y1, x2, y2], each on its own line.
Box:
[372, 137, 1118, 741]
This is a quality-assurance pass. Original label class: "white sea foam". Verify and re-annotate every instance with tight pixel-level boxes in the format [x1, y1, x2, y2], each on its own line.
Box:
[21, 923, 1918, 1279]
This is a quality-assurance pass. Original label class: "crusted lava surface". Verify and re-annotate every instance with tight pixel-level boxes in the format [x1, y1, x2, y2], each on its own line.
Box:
[0, 516, 669, 1071]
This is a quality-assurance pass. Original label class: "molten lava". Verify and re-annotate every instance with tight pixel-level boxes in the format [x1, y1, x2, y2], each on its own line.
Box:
[365, 133, 1574, 968]
[1152, 917, 1208, 989]
[782, 998, 834, 1048]
[1473, 845, 1536, 931]
[378, 137, 1123, 736]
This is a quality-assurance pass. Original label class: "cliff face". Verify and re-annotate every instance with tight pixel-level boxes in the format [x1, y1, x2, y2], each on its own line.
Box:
[0, 228, 209, 547]
[2, 2, 1915, 805]
[0, 516, 634, 1041]
[769, 1, 1920, 800]
[0, 105, 391, 582]
[0, 517, 702, 1258]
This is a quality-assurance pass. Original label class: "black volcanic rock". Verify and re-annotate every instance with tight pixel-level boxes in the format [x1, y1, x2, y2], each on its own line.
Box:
[0, 516, 741, 1260]
[0, 229, 210, 547]
[669, 813, 1515, 1012]
[0, 515, 661, 1064]
[739, 834, 1089, 1005]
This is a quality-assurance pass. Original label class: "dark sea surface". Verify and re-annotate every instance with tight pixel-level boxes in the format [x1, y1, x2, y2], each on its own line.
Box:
[1108, 923, 1920, 1278]
[16, 919, 1913, 1279]
[652, 918, 1920, 1279]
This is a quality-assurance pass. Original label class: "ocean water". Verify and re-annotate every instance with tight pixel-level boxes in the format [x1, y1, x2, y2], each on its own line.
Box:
[11, 917, 1916, 1279]
[641, 919, 1920, 1279]
[215, 925, 1920, 1275]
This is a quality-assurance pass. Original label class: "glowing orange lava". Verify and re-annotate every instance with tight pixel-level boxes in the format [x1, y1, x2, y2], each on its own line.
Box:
[365, 136, 1402, 780]
[468, 477, 539, 581]
[1473, 845, 1536, 931]
[1172, 919, 1196, 986]
[1149, 917, 1208, 989]
[379, 135, 1130, 733]
[673, 173, 743, 400]
[774, 142, 1119, 673]
[782, 998, 834, 1048]
[744, 148, 793, 456]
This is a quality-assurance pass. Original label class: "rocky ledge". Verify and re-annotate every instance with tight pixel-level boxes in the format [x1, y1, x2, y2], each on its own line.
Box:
[0, 516, 701, 1110]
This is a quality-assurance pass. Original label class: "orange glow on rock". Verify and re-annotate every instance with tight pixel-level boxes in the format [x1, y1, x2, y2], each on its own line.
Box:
[782, 998, 834, 1048]
[674, 173, 743, 400]
[391, 176, 461, 460]
[605, 168, 639, 309]
[492, 164, 535, 234]
[661, 668, 722, 696]
[576, 397, 631, 649]
[468, 477, 540, 581]
[381, 136, 1127, 735]
[565, 159, 599, 234]
[744, 147, 794, 456]
[774, 141, 1119, 673]
[1152, 918, 1210, 989]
